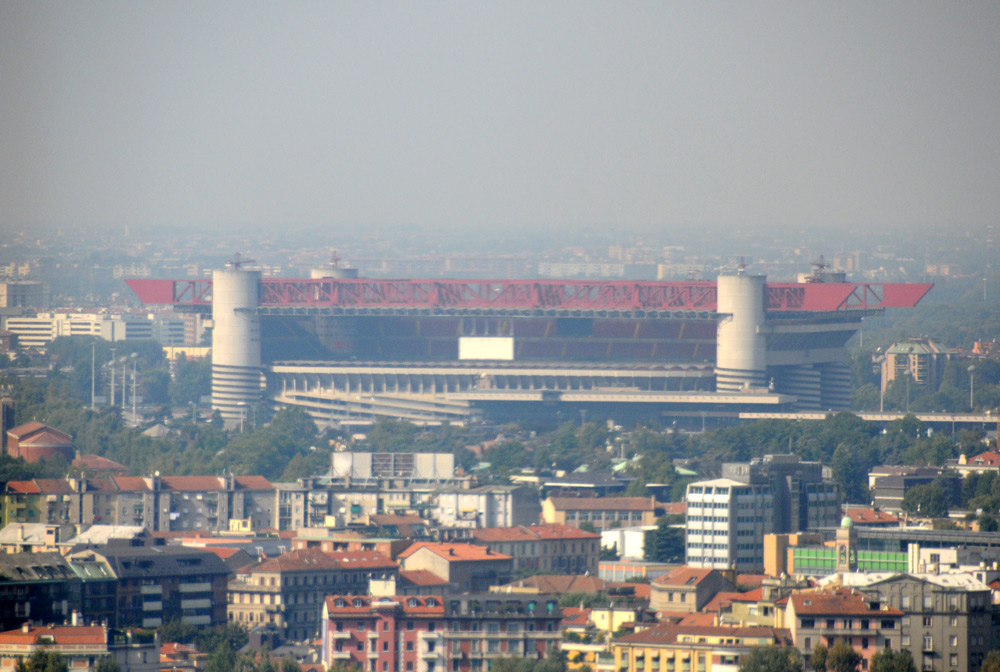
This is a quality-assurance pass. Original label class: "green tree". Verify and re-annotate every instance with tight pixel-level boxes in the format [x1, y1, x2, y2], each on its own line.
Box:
[94, 658, 121, 672]
[643, 515, 685, 563]
[901, 483, 949, 518]
[205, 644, 237, 672]
[810, 644, 828, 672]
[980, 650, 1000, 672]
[827, 639, 861, 672]
[14, 651, 69, 672]
[869, 648, 915, 672]
[738, 644, 803, 672]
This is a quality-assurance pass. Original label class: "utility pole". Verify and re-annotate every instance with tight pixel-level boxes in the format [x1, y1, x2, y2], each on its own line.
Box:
[110, 348, 116, 407]
[90, 342, 96, 411]
[132, 358, 137, 424]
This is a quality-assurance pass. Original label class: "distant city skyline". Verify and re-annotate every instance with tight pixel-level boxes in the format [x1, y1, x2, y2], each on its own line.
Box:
[2, 2, 1000, 238]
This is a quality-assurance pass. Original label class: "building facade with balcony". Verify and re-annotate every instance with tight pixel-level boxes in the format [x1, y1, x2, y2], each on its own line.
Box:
[684, 478, 773, 572]
[542, 497, 659, 531]
[321, 593, 563, 672]
[97, 546, 230, 629]
[612, 623, 794, 672]
[227, 549, 399, 643]
[398, 543, 513, 593]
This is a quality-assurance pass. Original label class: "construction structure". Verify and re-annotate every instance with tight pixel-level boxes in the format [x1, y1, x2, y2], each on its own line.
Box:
[127, 262, 931, 426]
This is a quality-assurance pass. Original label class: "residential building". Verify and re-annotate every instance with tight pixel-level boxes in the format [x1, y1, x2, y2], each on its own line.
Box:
[227, 548, 398, 642]
[370, 570, 451, 597]
[0, 624, 160, 672]
[0, 281, 49, 309]
[291, 529, 411, 558]
[831, 572, 994, 672]
[880, 338, 950, 396]
[3, 312, 154, 350]
[542, 497, 659, 530]
[434, 485, 541, 529]
[649, 567, 736, 614]
[471, 524, 600, 575]
[684, 478, 773, 572]
[612, 623, 794, 672]
[321, 593, 563, 672]
[1, 474, 277, 531]
[0, 552, 79, 630]
[784, 588, 903, 669]
[868, 467, 953, 513]
[273, 478, 343, 530]
[98, 545, 230, 628]
[398, 543, 513, 593]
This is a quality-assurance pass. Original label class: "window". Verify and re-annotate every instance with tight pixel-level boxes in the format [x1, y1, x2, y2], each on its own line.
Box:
[902, 636, 910, 647]
[923, 596, 933, 610]
[949, 636, 958, 647]
[923, 636, 933, 651]
[801, 619, 815, 629]
[950, 655, 959, 668]
[923, 617, 933, 627]
[406, 642, 414, 652]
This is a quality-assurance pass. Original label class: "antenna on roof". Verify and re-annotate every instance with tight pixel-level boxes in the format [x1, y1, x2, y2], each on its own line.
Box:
[737, 257, 747, 276]
[229, 253, 256, 271]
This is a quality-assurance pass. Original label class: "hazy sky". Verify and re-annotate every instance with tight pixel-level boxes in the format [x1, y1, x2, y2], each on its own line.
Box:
[2, 2, 999, 238]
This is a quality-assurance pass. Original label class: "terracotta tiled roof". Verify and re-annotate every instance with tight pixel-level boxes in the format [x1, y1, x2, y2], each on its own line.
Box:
[618, 623, 793, 646]
[662, 502, 687, 516]
[160, 476, 224, 491]
[548, 496, 656, 512]
[656, 611, 717, 627]
[560, 607, 591, 627]
[473, 524, 600, 542]
[735, 574, 768, 588]
[32, 479, 74, 494]
[234, 475, 274, 490]
[399, 570, 449, 586]
[612, 582, 651, 599]
[702, 588, 764, 613]
[113, 476, 151, 492]
[398, 542, 512, 562]
[7, 421, 47, 437]
[0, 625, 106, 646]
[5, 481, 41, 494]
[248, 548, 397, 573]
[8, 422, 72, 445]
[502, 574, 607, 594]
[652, 566, 715, 587]
[73, 454, 128, 472]
[789, 588, 904, 616]
[970, 451, 1000, 466]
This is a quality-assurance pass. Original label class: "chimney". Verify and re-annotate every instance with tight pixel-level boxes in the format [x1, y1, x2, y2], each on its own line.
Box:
[71, 611, 79, 626]
[21, 624, 29, 634]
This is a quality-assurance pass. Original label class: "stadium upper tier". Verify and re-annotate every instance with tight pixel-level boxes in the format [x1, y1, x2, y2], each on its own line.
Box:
[126, 277, 931, 314]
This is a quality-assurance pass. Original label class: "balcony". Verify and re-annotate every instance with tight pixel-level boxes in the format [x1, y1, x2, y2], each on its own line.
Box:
[331, 652, 352, 660]
[182, 615, 211, 626]
[142, 617, 163, 628]
[142, 601, 163, 612]
[367, 631, 380, 639]
[140, 584, 163, 595]
[181, 598, 212, 609]
[180, 582, 212, 593]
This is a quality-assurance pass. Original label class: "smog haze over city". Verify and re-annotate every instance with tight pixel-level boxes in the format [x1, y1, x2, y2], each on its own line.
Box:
[2, 2, 1000, 260]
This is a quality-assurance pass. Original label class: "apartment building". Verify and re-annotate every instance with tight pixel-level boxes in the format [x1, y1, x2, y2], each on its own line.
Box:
[684, 478, 773, 572]
[649, 567, 736, 614]
[542, 497, 659, 530]
[228, 549, 398, 642]
[785, 588, 903, 670]
[612, 623, 794, 672]
[837, 572, 994, 672]
[433, 485, 541, 529]
[321, 593, 563, 672]
[398, 543, 513, 593]
[471, 524, 600, 575]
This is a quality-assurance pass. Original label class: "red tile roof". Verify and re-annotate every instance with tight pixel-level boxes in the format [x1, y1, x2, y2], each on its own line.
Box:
[652, 566, 715, 587]
[398, 542, 512, 562]
[662, 502, 687, 516]
[789, 588, 904, 617]
[502, 574, 607, 594]
[970, 451, 1000, 466]
[5, 480, 41, 494]
[399, 570, 450, 586]
[113, 476, 152, 492]
[548, 496, 657, 512]
[72, 454, 128, 472]
[702, 588, 764, 613]
[561, 607, 591, 627]
[735, 574, 768, 588]
[473, 524, 600, 542]
[245, 548, 397, 573]
[617, 623, 793, 646]
[8, 422, 72, 445]
[611, 582, 652, 600]
[0, 625, 106, 646]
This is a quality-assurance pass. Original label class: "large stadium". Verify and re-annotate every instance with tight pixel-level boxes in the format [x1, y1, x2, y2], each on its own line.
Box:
[128, 266, 931, 427]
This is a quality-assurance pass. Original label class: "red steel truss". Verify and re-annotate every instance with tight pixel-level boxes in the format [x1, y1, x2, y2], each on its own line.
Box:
[125, 278, 931, 313]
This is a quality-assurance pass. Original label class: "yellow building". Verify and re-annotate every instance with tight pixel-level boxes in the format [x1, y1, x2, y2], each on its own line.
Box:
[612, 624, 794, 672]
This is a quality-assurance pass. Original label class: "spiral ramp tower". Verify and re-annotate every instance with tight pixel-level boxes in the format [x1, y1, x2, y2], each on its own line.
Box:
[211, 268, 264, 424]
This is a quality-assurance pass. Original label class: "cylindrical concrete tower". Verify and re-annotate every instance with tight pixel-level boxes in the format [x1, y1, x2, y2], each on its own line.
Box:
[715, 274, 768, 392]
[211, 269, 263, 422]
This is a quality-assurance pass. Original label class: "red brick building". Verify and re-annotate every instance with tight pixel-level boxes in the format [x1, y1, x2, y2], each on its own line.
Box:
[6, 422, 73, 463]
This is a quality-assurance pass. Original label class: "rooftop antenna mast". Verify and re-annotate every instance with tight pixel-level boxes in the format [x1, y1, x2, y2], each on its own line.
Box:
[229, 252, 256, 270]
[806, 255, 828, 282]
[737, 257, 747, 276]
